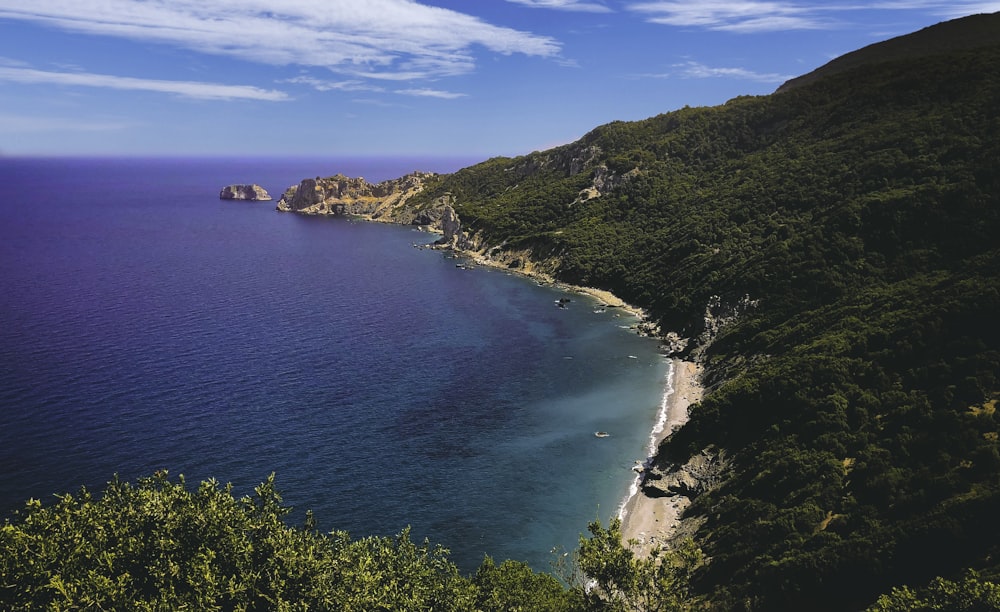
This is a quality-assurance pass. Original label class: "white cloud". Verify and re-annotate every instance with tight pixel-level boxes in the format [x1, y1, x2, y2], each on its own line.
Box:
[394, 88, 467, 99]
[627, 1, 828, 32]
[0, 56, 31, 67]
[867, 1, 1000, 15]
[0, 66, 290, 101]
[506, 0, 613, 12]
[283, 76, 384, 93]
[0, 113, 135, 132]
[674, 61, 795, 82]
[352, 98, 407, 108]
[629, 61, 795, 82]
[626, 1, 1000, 32]
[0, 1, 561, 80]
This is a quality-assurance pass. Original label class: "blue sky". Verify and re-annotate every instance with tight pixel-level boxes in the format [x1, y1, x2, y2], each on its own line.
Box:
[1, 1, 998, 157]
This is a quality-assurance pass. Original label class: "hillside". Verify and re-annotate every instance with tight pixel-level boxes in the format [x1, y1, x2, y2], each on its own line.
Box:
[777, 11, 1000, 92]
[402, 14, 1000, 610]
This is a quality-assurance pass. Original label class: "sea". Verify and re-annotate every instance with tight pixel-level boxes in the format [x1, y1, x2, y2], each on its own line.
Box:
[0, 156, 672, 573]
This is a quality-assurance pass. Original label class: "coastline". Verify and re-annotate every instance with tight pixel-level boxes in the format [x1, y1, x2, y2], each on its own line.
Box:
[345, 210, 691, 553]
[435, 236, 700, 555]
[619, 359, 703, 556]
[445, 245, 650, 323]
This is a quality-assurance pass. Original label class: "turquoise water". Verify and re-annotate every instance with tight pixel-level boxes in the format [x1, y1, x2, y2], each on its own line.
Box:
[0, 157, 670, 572]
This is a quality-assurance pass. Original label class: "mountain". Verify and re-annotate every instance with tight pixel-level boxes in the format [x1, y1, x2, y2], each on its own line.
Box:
[391, 13, 1000, 610]
[777, 12, 1000, 92]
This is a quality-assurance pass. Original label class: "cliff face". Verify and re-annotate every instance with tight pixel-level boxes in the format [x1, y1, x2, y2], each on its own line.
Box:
[275, 172, 439, 223]
[220, 184, 272, 201]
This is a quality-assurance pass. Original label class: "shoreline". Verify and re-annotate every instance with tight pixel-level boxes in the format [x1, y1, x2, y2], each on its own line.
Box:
[350, 212, 692, 553]
[434, 237, 700, 554]
[619, 359, 703, 556]
[344, 209, 655, 323]
[443, 245, 651, 323]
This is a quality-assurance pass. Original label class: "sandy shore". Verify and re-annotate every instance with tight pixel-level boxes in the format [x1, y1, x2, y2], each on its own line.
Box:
[619, 359, 703, 557]
[441, 240, 698, 554]
[446, 246, 650, 321]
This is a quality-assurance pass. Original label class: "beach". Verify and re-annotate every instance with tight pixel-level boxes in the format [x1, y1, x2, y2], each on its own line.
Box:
[619, 359, 704, 556]
[366, 213, 695, 554]
[447, 240, 701, 554]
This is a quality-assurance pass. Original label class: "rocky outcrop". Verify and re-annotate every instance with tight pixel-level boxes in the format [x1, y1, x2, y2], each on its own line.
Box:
[275, 172, 436, 221]
[436, 205, 464, 248]
[641, 447, 729, 501]
[220, 184, 272, 201]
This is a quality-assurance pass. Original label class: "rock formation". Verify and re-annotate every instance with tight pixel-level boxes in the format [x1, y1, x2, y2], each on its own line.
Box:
[275, 172, 437, 221]
[436, 204, 465, 249]
[641, 447, 729, 501]
[220, 184, 272, 201]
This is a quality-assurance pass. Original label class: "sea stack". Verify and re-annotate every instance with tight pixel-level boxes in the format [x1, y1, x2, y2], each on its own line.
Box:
[220, 184, 272, 201]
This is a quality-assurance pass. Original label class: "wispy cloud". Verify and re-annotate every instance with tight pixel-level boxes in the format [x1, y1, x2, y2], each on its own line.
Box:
[394, 88, 467, 99]
[626, 1, 1000, 33]
[0, 56, 31, 67]
[0, 66, 290, 101]
[283, 76, 384, 93]
[867, 1, 1000, 17]
[627, 1, 829, 32]
[506, 0, 613, 12]
[352, 98, 407, 108]
[674, 61, 795, 82]
[0, 113, 135, 132]
[630, 61, 795, 82]
[0, 1, 561, 80]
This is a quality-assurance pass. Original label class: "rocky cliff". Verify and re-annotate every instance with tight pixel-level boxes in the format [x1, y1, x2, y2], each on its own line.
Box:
[275, 172, 439, 223]
[220, 184, 271, 201]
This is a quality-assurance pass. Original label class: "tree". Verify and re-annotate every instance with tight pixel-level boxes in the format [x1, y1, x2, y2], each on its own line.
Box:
[0, 472, 576, 611]
[867, 570, 1000, 612]
[577, 518, 702, 611]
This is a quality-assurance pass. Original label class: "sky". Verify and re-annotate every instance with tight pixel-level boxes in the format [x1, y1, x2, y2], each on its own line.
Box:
[1, 1, 998, 158]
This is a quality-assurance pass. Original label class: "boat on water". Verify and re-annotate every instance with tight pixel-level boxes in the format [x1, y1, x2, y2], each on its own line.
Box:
[594, 431, 610, 438]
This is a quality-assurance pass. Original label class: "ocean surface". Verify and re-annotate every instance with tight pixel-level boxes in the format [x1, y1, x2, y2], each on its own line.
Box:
[0, 156, 671, 573]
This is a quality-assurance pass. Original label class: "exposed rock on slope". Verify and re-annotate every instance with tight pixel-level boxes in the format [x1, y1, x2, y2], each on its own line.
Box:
[275, 172, 437, 222]
[220, 184, 271, 201]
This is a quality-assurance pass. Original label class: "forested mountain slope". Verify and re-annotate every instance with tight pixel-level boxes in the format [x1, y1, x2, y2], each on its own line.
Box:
[778, 11, 1000, 92]
[410, 14, 1000, 610]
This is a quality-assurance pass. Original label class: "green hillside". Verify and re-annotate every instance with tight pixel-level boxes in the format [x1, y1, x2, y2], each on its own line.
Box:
[778, 12, 1000, 92]
[408, 14, 1000, 610]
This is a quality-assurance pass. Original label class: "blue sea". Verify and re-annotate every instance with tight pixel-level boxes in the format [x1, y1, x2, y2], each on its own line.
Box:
[0, 156, 671, 572]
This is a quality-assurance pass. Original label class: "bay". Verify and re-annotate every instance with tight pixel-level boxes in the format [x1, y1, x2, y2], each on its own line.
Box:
[0, 156, 669, 572]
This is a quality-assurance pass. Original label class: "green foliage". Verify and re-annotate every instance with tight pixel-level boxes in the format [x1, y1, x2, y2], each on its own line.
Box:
[474, 557, 582, 611]
[577, 519, 702, 611]
[867, 570, 1000, 611]
[0, 472, 581, 611]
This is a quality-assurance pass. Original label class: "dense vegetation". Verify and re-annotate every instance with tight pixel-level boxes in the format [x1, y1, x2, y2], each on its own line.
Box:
[0, 472, 583, 610]
[408, 15, 1000, 610]
[2, 472, 719, 610]
[4, 14, 1000, 611]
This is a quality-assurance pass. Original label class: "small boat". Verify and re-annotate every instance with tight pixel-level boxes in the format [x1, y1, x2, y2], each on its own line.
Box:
[594, 431, 610, 438]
